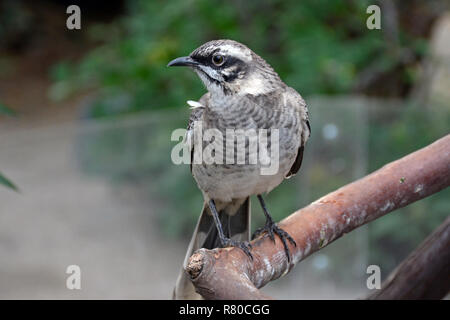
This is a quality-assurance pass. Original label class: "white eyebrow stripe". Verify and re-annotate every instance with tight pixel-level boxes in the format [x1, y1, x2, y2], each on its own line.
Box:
[220, 45, 252, 61]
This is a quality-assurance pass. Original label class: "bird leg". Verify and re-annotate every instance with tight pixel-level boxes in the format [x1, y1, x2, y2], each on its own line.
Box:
[252, 195, 297, 263]
[208, 199, 253, 260]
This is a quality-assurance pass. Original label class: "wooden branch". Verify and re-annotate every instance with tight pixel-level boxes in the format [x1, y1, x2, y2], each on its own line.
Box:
[368, 216, 450, 300]
[185, 134, 450, 300]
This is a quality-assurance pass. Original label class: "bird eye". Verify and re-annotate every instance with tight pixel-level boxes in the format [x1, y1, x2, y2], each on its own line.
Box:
[212, 54, 225, 66]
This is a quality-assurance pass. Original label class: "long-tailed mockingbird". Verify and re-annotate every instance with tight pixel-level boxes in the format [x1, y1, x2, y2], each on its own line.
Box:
[168, 40, 311, 299]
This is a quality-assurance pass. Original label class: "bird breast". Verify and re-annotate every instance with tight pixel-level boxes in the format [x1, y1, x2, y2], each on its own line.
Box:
[191, 94, 302, 202]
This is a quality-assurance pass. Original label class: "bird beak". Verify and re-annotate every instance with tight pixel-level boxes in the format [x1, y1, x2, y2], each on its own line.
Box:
[167, 56, 198, 67]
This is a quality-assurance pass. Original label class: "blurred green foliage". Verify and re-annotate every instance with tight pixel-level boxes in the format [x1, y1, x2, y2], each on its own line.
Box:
[50, 0, 427, 116]
[0, 102, 16, 117]
[0, 172, 18, 191]
[0, 103, 18, 191]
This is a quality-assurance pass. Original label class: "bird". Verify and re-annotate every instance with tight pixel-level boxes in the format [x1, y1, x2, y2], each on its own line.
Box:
[168, 39, 310, 299]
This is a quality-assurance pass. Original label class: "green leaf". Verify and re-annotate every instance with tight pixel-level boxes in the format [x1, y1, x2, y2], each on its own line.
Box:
[0, 103, 16, 116]
[0, 172, 18, 191]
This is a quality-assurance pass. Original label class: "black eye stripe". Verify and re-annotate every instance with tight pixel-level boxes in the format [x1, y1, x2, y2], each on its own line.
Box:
[222, 56, 240, 68]
[190, 50, 247, 83]
[191, 52, 242, 69]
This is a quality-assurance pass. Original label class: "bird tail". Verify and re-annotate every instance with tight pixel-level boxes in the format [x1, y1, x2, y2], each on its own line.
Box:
[172, 197, 251, 300]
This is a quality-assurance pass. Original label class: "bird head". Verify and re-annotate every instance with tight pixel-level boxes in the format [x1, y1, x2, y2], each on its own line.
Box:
[168, 39, 283, 96]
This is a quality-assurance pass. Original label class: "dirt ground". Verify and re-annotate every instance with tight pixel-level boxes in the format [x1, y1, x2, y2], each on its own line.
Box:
[0, 124, 186, 298]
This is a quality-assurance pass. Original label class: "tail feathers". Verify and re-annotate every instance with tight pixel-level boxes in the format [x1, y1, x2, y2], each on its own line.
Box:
[173, 197, 251, 300]
[202, 199, 250, 249]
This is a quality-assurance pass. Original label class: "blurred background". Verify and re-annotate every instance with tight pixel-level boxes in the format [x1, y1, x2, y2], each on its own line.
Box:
[0, 0, 449, 299]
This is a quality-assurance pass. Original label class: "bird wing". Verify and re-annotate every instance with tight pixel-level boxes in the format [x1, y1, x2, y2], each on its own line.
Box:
[284, 87, 311, 178]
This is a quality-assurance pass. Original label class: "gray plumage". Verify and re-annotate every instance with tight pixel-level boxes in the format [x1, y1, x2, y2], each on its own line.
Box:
[169, 40, 310, 299]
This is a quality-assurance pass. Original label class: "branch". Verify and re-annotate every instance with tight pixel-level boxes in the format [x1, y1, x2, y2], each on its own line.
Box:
[185, 134, 450, 300]
[367, 216, 450, 300]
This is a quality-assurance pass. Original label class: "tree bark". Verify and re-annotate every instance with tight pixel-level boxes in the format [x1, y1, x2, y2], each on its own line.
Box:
[185, 134, 450, 300]
[368, 216, 450, 300]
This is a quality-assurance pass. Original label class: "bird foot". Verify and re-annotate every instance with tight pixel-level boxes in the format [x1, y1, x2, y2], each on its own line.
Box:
[221, 238, 253, 260]
[252, 221, 296, 263]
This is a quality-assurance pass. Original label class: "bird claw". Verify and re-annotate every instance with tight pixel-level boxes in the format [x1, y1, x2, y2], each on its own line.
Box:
[252, 221, 296, 263]
[221, 238, 253, 260]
